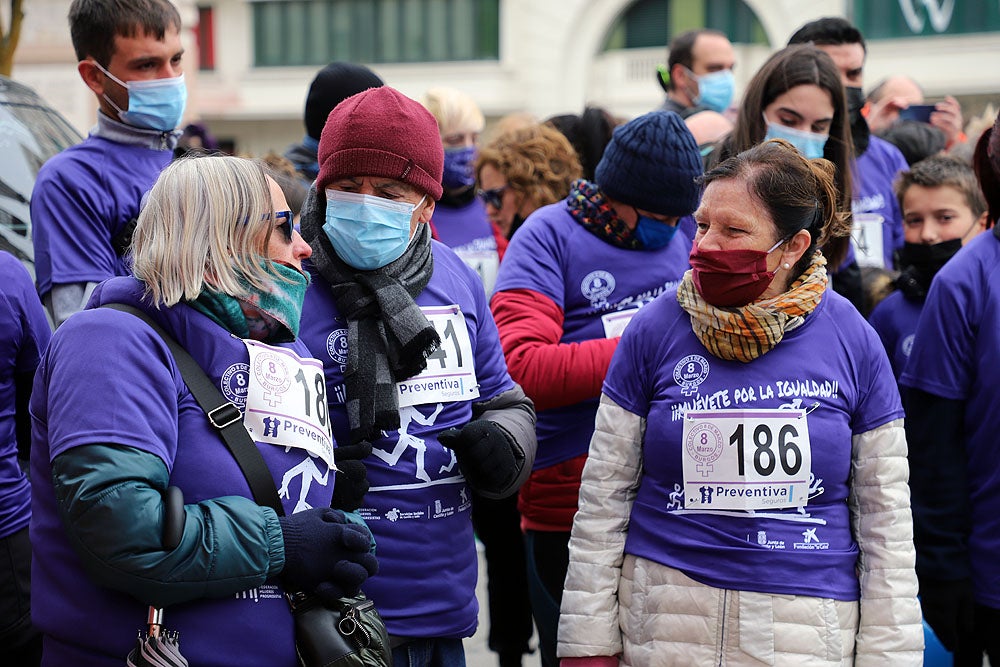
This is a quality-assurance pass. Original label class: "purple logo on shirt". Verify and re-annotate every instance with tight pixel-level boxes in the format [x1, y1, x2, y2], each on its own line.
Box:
[673, 354, 710, 396]
[685, 422, 724, 476]
[326, 329, 349, 367]
[221, 363, 250, 407]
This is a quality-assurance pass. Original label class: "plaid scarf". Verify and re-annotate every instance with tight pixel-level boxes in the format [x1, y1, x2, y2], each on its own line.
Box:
[300, 187, 440, 444]
[566, 179, 643, 249]
[677, 251, 828, 363]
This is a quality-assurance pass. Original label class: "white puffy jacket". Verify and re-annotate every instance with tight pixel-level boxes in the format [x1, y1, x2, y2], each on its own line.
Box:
[558, 395, 924, 666]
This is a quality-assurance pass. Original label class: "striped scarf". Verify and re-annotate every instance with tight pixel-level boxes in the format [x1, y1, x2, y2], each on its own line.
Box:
[677, 251, 828, 362]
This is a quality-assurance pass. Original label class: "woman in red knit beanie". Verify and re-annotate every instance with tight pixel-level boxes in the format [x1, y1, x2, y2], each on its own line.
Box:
[296, 85, 538, 667]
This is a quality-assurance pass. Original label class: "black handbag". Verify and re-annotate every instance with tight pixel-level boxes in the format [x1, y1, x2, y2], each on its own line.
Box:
[104, 304, 392, 667]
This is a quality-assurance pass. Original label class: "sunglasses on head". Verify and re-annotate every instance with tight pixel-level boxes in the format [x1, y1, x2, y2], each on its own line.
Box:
[477, 186, 508, 209]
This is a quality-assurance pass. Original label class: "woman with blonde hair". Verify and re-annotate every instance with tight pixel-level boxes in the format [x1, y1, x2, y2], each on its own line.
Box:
[476, 122, 582, 239]
[29, 155, 377, 666]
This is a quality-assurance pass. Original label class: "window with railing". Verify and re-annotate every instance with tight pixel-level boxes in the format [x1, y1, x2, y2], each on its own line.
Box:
[252, 0, 500, 67]
[602, 0, 768, 50]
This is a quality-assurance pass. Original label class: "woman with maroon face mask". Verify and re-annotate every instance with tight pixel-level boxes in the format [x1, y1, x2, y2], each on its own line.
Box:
[557, 140, 923, 666]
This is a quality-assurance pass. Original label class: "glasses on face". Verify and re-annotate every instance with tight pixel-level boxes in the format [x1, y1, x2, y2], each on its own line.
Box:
[477, 186, 508, 209]
[263, 210, 294, 242]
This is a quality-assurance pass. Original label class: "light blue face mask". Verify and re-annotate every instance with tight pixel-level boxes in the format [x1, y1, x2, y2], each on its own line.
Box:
[693, 69, 735, 113]
[323, 190, 423, 270]
[763, 120, 829, 160]
[95, 62, 187, 131]
[634, 214, 679, 250]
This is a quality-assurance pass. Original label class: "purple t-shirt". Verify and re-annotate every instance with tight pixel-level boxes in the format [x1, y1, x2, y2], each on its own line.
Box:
[0, 252, 50, 538]
[30, 277, 327, 666]
[604, 287, 902, 600]
[850, 136, 909, 269]
[493, 201, 693, 470]
[899, 231, 1000, 607]
[868, 290, 922, 381]
[432, 198, 500, 294]
[30, 135, 172, 296]
[298, 241, 515, 638]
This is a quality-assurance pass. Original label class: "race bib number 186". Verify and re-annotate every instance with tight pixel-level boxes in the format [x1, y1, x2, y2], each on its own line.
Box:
[681, 409, 812, 511]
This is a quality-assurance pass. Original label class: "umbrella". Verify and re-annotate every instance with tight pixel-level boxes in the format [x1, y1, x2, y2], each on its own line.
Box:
[126, 486, 189, 667]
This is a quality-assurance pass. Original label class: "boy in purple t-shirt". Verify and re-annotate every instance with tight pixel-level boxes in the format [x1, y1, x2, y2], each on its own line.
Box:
[30, 0, 187, 327]
[869, 155, 987, 379]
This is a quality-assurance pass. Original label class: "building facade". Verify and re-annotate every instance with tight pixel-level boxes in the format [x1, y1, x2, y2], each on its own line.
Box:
[13, 0, 1000, 157]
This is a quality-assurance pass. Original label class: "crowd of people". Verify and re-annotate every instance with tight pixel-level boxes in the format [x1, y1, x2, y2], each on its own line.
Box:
[5, 1, 1000, 666]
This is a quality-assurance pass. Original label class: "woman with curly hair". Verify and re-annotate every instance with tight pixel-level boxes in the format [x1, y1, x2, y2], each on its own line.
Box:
[475, 122, 582, 239]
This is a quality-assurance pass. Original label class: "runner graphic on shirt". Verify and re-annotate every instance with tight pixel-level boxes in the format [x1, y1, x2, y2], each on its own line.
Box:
[371, 403, 445, 482]
[278, 450, 331, 513]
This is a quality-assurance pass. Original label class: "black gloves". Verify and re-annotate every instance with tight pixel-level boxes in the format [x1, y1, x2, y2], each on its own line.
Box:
[278, 507, 377, 602]
[918, 576, 976, 653]
[331, 441, 372, 512]
[438, 419, 519, 496]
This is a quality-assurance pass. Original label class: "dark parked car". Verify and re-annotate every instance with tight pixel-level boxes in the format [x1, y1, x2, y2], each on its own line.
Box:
[0, 76, 83, 279]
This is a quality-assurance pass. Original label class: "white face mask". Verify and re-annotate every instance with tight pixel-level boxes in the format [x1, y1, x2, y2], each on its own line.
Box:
[94, 61, 187, 131]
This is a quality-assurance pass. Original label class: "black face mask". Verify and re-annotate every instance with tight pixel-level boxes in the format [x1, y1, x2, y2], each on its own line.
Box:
[894, 239, 962, 299]
[508, 213, 526, 240]
[845, 86, 871, 155]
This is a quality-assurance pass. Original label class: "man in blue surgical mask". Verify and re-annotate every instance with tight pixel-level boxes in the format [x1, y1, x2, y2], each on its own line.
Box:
[656, 29, 736, 119]
[30, 0, 187, 327]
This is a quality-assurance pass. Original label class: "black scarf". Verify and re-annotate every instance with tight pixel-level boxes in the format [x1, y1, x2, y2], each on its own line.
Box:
[300, 187, 440, 444]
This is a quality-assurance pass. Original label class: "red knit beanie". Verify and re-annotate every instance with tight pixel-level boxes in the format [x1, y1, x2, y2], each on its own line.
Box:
[316, 86, 444, 200]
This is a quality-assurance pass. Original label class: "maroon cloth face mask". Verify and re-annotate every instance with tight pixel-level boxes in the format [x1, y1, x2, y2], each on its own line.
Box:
[689, 238, 784, 308]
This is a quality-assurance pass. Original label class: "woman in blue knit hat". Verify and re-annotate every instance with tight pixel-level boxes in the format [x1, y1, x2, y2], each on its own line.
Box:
[490, 109, 704, 667]
[558, 140, 922, 665]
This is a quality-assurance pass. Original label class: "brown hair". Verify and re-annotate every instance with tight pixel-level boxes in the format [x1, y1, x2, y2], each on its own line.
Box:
[475, 123, 582, 213]
[713, 45, 854, 266]
[69, 0, 181, 65]
[895, 155, 988, 220]
[701, 139, 851, 279]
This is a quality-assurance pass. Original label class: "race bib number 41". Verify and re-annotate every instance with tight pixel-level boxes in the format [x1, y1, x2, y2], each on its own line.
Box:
[243, 340, 335, 469]
[682, 409, 812, 511]
[396, 305, 480, 408]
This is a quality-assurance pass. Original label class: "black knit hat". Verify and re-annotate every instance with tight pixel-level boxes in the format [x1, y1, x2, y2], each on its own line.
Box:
[595, 110, 703, 216]
[304, 62, 384, 141]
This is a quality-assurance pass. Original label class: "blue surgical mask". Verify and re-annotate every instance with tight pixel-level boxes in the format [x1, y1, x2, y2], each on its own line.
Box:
[442, 145, 477, 190]
[323, 189, 423, 270]
[95, 62, 187, 131]
[693, 69, 735, 113]
[763, 119, 829, 160]
[634, 215, 679, 250]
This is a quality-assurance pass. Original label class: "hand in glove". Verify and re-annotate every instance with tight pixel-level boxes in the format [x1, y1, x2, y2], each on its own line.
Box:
[278, 507, 377, 600]
[331, 441, 372, 512]
[918, 576, 976, 652]
[438, 419, 519, 497]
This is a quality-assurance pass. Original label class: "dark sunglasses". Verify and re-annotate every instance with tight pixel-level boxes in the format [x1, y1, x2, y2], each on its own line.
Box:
[264, 210, 294, 242]
[476, 186, 508, 209]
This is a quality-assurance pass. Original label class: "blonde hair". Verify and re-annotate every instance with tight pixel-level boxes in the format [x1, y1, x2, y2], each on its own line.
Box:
[131, 155, 279, 306]
[422, 86, 485, 137]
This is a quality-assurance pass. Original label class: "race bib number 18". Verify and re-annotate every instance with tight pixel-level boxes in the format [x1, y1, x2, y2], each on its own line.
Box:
[396, 305, 480, 408]
[243, 340, 335, 469]
[682, 409, 812, 511]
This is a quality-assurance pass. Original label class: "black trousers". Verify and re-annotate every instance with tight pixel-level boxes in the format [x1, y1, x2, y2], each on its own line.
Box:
[0, 526, 41, 667]
[953, 603, 1000, 667]
[471, 492, 534, 661]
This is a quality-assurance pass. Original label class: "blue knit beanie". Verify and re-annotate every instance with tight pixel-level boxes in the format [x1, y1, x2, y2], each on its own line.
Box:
[595, 110, 703, 216]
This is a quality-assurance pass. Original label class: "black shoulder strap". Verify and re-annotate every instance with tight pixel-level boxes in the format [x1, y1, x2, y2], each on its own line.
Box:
[102, 303, 285, 516]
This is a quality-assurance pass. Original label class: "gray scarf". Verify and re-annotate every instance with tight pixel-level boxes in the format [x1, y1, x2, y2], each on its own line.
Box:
[301, 187, 440, 444]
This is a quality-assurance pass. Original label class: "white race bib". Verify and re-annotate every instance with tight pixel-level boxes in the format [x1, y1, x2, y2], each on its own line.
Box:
[601, 308, 639, 339]
[243, 340, 335, 469]
[681, 408, 812, 510]
[851, 212, 886, 268]
[455, 249, 500, 296]
[397, 305, 480, 407]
